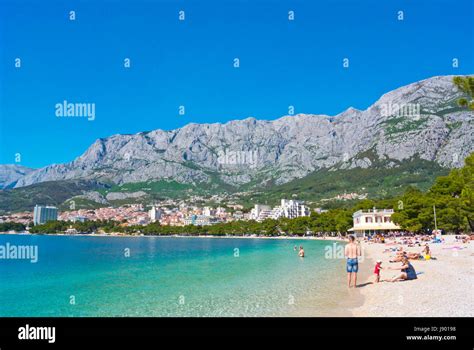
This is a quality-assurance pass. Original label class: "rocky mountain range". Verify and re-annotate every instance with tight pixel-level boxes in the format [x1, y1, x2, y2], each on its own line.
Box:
[0, 165, 34, 189]
[3, 75, 474, 192]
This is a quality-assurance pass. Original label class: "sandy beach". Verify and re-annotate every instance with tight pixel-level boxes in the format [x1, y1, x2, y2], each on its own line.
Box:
[350, 235, 473, 317]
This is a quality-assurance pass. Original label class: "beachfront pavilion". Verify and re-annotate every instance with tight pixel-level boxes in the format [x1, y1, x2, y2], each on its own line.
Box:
[348, 208, 401, 238]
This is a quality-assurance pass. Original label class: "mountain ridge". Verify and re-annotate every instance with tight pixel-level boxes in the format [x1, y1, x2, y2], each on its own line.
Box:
[5, 74, 474, 191]
[0, 165, 35, 189]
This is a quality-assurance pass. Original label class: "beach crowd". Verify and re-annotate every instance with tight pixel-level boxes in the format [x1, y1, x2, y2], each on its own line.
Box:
[344, 231, 473, 288]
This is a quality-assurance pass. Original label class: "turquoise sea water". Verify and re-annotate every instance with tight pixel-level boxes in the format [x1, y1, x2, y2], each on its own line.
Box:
[0, 234, 348, 317]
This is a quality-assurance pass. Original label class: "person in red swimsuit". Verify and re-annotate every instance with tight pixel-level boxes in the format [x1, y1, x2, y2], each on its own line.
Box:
[374, 260, 383, 283]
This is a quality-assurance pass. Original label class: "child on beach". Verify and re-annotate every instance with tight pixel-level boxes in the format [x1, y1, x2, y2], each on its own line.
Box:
[374, 260, 383, 283]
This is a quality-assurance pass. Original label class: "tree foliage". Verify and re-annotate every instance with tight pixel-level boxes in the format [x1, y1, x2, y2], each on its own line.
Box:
[393, 153, 474, 233]
[0, 222, 26, 232]
[453, 76, 474, 110]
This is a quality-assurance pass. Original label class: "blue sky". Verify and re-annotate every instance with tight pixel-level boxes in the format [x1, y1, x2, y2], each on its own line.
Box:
[0, 0, 473, 168]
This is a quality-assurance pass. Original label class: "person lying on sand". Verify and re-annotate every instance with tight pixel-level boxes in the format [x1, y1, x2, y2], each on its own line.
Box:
[390, 248, 421, 262]
[387, 257, 417, 282]
[389, 248, 405, 262]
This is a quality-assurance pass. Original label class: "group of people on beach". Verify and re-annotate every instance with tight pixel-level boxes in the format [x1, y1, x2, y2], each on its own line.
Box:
[294, 231, 456, 288]
[344, 234, 421, 288]
[372, 257, 418, 284]
[386, 244, 431, 262]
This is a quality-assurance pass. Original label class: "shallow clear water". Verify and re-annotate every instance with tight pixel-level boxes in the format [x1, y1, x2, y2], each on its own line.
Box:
[0, 235, 347, 316]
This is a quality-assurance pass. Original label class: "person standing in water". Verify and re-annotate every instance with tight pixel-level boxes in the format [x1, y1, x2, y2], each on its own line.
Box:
[298, 246, 305, 257]
[344, 235, 361, 288]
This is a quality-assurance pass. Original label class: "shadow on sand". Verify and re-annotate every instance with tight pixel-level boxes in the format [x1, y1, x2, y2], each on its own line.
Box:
[356, 282, 373, 288]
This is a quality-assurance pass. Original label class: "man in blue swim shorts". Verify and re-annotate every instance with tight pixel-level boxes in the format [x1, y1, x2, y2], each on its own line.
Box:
[344, 235, 361, 288]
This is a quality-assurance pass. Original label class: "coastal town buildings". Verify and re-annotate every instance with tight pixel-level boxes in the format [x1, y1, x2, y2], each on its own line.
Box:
[227, 204, 244, 211]
[321, 192, 368, 202]
[156, 208, 184, 226]
[148, 206, 162, 223]
[71, 216, 88, 223]
[182, 214, 214, 226]
[250, 204, 271, 221]
[274, 199, 310, 219]
[6, 197, 311, 229]
[59, 205, 149, 225]
[232, 210, 245, 220]
[0, 211, 32, 225]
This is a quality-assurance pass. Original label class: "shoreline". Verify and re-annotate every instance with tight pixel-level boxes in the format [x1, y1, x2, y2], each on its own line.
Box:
[281, 235, 473, 317]
[289, 242, 374, 317]
[0, 232, 346, 241]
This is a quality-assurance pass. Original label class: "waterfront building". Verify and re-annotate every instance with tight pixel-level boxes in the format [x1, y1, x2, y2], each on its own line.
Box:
[348, 208, 401, 237]
[183, 215, 213, 226]
[33, 205, 58, 225]
[250, 204, 271, 221]
[65, 228, 78, 234]
[270, 199, 309, 220]
[252, 200, 309, 221]
[257, 209, 273, 221]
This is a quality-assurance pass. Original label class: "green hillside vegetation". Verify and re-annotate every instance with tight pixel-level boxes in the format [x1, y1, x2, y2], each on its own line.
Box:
[392, 152, 473, 232]
[383, 117, 427, 136]
[0, 178, 234, 213]
[242, 156, 449, 207]
[453, 76, 474, 110]
[99, 178, 234, 199]
[0, 180, 109, 214]
[60, 197, 107, 211]
[98, 180, 194, 195]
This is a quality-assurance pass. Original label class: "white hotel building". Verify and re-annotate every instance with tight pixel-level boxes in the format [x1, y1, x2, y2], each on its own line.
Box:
[251, 200, 309, 221]
[349, 208, 401, 237]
